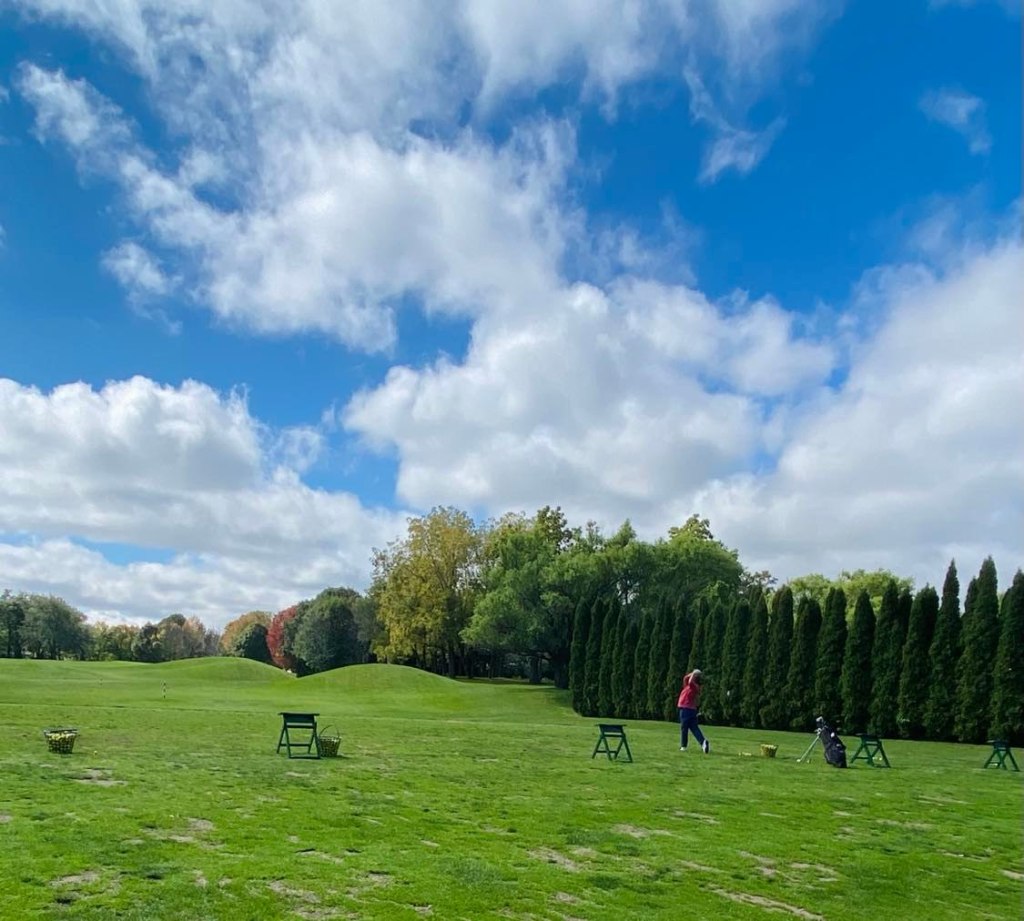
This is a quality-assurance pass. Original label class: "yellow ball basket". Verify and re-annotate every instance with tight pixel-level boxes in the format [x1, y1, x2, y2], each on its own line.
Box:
[317, 726, 340, 758]
[760, 743, 778, 759]
[44, 728, 78, 754]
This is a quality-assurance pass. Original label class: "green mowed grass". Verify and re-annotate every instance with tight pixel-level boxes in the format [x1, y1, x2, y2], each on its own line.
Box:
[0, 660, 1020, 920]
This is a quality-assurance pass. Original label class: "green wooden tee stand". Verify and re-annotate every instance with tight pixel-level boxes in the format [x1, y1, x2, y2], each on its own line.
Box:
[983, 740, 1019, 771]
[277, 712, 321, 760]
[849, 734, 890, 767]
[592, 724, 633, 762]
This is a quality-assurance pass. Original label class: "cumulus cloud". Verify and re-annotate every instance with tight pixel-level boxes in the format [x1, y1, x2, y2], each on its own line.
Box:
[14, 1, 834, 346]
[697, 237, 1024, 585]
[0, 376, 406, 625]
[920, 88, 992, 155]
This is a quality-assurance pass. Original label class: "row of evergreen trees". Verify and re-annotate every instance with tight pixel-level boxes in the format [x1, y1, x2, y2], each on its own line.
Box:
[569, 559, 1024, 745]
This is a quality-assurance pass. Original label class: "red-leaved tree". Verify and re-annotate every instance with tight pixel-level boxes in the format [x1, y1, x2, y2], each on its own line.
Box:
[267, 605, 301, 671]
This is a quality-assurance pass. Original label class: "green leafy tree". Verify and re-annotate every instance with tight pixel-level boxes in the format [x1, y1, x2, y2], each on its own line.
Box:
[233, 622, 273, 664]
[687, 597, 710, 675]
[663, 600, 695, 721]
[22, 595, 91, 660]
[464, 507, 579, 686]
[654, 516, 744, 604]
[841, 591, 875, 732]
[372, 506, 482, 677]
[761, 586, 793, 729]
[954, 558, 1001, 743]
[596, 599, 621, 716]
[869, 582, 905, 736]
[90, 622, 138, 661]
[132, 623, 163, 663]
[925, 561, 963, 741]
[568, 600, 591, 712]
[221, 611, 272, 655]
[837, 569, 914, 614]
[719, 597, 751, 725]
[897, 586, 939, 739]
[740, 591, 769, 728]
[1, 590, 26, 658]
[292, 589, 364, 674]
[786, 596, 822, 731]
[814, 587, 847, 725]
[788, 573, 833, 608]
[989, 571, 1024, 745]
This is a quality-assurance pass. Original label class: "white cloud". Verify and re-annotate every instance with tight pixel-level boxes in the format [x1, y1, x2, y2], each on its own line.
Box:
[697, 237, 1024, 586]
[102, 242, 172, 298]
[920, 88, 992, 155]
[684, 63, 786, 183]
[0, 376, 406, 625]
[14, 2, 835, 345]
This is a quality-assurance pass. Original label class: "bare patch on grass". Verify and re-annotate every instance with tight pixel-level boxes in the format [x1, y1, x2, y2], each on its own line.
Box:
[791, 863, 839, 883]
[530, 848, 582, 872]
[679, 860, 720, 873]
[73, 768, 124, 787]
[876, 818, 933, 831]
[412, 905, 433, 915]
[188, 818, 214, 833]
[0, 814, 11, 823]
[298, 849, 346, 865]
[194, 871, 208, 888]
[1001, 869, 1024, 881]
[612, 824, 650, 838]
[672, 810, 718, 824]
[268, 880, 319, 903]
[52, 871, 100, 887]
[711, 887, 824, 919]
[421, 840, 440, 847]
[740, 852, 778, 878]
[552, 892, 581, 904]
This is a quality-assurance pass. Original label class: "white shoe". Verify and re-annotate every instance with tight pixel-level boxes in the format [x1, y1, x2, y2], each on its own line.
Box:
[679, 746, 687, 752]
[702, 740, 711, 754]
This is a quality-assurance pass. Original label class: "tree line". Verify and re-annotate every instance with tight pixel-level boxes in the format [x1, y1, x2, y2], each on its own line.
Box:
[0, 594, 220, 662]
[2, 506, 1021, 746]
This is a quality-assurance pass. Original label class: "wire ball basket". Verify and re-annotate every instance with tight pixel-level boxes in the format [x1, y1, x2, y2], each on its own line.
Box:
[759, 743, 778, 759]
[317, 726, 341, 758]
[44, 728, 79, 754]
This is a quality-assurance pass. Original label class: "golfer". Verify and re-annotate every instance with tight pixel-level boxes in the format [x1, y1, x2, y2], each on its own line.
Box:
[677, 668, 710, 753]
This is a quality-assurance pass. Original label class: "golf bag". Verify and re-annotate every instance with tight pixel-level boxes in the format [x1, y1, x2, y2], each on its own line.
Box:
[816, 717, 847, 769]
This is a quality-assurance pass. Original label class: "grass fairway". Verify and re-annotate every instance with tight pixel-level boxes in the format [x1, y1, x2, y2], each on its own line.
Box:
[1, 660, 1021, 920]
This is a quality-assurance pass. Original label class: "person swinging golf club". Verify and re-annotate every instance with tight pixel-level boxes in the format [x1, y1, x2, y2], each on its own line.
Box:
[677, 668, 710, 753]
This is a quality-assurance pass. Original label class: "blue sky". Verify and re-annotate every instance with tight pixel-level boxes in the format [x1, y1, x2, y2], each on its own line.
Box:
[0, 0, 1020, 627]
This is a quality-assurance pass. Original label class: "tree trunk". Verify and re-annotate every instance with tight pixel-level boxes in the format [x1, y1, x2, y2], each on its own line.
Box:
[529, 655, 541, 685]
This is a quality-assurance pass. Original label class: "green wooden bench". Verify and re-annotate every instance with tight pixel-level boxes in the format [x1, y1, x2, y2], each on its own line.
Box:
[849, 734, 890, 768]
[592, 723, 633, 763]
[277, 711, 321, 760]
[983, 740, 1019, 772]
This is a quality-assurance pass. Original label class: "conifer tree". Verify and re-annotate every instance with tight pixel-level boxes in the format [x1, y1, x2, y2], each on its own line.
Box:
[925, 561, 963, 740]
[663, 600, 695, 720]
[631, 608, 654, 719]
[897, 586, 938, 739]
[646, 599, 672, 720]
[596, 599, 621, 716]
[841, 590, 875, 732]
[761, 586, 793, 729]
[989, 570, 1024, 746]
[814, 587, 847, 726]
[568, 599, 591, 713]
[741, 591, 769, 728]
[582, 598, 605, 716]
[687, 597, 710, 674]
[698, 600, 728, 724]
[954, 558, 1001, 743]
[869, 581, 903, 737]
[612, 617, 638, 717]
[719, 597, 751, 724]
[786, 596, 822, 731]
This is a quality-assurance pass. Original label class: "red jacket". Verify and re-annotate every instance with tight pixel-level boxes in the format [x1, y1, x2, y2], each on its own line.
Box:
[677, 672, 702, 709]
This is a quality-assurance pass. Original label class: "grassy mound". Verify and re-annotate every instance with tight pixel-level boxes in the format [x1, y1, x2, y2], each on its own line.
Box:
[153, 656, 290, 683]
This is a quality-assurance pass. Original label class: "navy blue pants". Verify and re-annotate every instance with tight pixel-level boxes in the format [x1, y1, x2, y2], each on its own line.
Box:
[678, 707, 706, 748]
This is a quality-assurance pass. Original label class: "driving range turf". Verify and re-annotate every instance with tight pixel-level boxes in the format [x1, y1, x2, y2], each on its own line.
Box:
[0, 658, 1020, 920]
